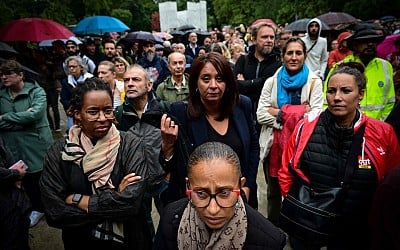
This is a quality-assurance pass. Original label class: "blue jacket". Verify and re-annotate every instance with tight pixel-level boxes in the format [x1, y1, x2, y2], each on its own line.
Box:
[138, 55, 170, 90]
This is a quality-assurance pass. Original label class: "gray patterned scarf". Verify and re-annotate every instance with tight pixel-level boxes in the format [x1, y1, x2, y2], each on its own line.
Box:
[177, 196, 247, 249]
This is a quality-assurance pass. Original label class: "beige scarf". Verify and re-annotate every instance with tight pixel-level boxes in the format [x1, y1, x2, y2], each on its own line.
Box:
[62, 124, 124, 241]
[177, 196, 247, 250]
[62, 124, 120, 189]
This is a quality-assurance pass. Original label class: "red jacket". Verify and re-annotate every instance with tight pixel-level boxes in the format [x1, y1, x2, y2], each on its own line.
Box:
[279, 111, 400, 196]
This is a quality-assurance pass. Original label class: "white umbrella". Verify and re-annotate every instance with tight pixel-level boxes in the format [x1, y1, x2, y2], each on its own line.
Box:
[38, 36, 82, 47]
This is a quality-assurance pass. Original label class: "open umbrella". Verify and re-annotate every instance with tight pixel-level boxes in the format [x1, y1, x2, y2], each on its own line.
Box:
[377, 33, 400, 59]
[317, 12, 358, 28]
[153, 31, 173, 40]
[38, 36, 82, 47]
[0, 42, 18, 54]
[250, 18, 277, 29]
[122, 31, 164, 44]
[176, 24, 197, 31]
[286, 18, 330, 32]
[0, 18, 74, 42]
[73, 16, 130, 35]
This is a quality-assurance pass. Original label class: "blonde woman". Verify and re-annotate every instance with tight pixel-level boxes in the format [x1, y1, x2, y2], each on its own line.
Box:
[112, 56, 130, 82]
[97, 61, 125, 109]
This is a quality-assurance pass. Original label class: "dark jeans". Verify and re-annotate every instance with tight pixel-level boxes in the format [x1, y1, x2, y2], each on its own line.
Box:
[22, 171, 43, 212]
[263, 159, 282, 226]
[46, 88, 60, 130]
[0, 193, 30, 250]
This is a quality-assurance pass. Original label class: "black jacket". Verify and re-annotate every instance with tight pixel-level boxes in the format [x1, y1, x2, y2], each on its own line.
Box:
[234, 46, 282, 103]
[39, 131, 152, 249]
[115, 93, 166, 186]
[153, 198, 287, 250]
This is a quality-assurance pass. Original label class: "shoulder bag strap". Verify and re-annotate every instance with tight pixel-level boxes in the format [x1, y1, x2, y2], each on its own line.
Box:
[307, 40, 318, 54]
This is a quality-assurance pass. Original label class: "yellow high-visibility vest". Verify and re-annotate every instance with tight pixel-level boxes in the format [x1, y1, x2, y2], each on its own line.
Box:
[324, 55, 395, 120]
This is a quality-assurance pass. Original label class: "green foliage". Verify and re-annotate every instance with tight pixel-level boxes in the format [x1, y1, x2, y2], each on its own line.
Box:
[111, 9, 133, 29]
[1, 0, 400, 34]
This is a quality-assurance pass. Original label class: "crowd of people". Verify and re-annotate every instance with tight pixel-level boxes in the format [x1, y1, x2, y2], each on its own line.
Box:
[1, 15, 400, 250]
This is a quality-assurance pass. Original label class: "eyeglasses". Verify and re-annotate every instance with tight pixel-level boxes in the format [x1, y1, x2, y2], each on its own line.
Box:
[85, 109, 115, 121]
[68, 65, 78, 69]
[186, 189, 241, 208]
[0, 71, 16, 76]
[66, 46, 76, 49]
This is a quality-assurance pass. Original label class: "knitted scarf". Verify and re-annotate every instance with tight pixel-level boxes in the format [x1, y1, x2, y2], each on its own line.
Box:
[177, 196, 247, 250]
[277, 64, 309, 108]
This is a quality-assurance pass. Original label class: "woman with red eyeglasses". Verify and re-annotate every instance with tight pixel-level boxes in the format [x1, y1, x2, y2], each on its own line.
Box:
[154, 141, 286, 249]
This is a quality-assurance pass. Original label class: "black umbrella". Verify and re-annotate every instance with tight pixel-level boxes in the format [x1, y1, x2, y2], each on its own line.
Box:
[286, 18, 330, 32]
[122, 31, 164, 44]
[170, 30, 185, 36]
[176, 24, 197, 31]
[0, 57, 39, 76]
[0, 42, 18, 54]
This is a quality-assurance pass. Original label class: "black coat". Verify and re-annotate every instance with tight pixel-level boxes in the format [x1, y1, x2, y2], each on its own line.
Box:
[40, 131, 152, 249]
[233, 46, 282, 104]
[153, 198, 287, 250]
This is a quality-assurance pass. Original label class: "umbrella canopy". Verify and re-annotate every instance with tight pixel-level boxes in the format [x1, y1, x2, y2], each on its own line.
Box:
[0, 42, 18, 54]
[153, 31, 173, 40]
[38, 36, 82, 47]
[0, 18, 74, 42]
[377, 33, 400, 59]
[286, 18, 330, 32]
[176, 24, 197, 31]
[170, 30, 185, 36]
[317, 12, 358, 28]
[250, 18, 277, 29]
[73, 16, 129, 35]
[123, 31, 164, 44]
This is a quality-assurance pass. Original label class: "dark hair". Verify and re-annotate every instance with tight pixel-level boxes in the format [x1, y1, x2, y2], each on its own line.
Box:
[0, 59, 23, 73]
[216, 32, 225, 42]
[187, 142, 241, 178]
[251, 23, 276, 40]
[329, 62, 366, 90]
[67, 78, 113, 117]
[188, 52, 239, 120]
[282, 36, 307, 55]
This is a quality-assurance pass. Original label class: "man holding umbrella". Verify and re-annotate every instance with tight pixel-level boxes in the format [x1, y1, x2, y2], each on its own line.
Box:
[138, 40, 170, 91]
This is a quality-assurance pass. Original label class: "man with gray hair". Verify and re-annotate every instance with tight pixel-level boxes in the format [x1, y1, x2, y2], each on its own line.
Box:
[60, 56, 93, 128]
[156, 52, 189, 102]
[115, 64, 166, 241]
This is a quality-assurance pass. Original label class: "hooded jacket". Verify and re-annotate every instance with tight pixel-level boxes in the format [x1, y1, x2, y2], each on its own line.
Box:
[0, 81, 53, 173]
[328, 31, 353, 68]
[301, 18, 328, 79]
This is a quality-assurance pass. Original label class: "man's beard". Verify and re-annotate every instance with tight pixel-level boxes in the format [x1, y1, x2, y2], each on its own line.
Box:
[257, 45, 272, 58]
[146, 51, 155, 62]
[359, 50, 376, 65]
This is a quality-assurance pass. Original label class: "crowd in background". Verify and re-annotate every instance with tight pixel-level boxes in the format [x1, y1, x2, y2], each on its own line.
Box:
[1, 15, 400, 250]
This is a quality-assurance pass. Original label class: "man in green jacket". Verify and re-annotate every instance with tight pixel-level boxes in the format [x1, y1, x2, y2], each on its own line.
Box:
[156, 52, 189, 103]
